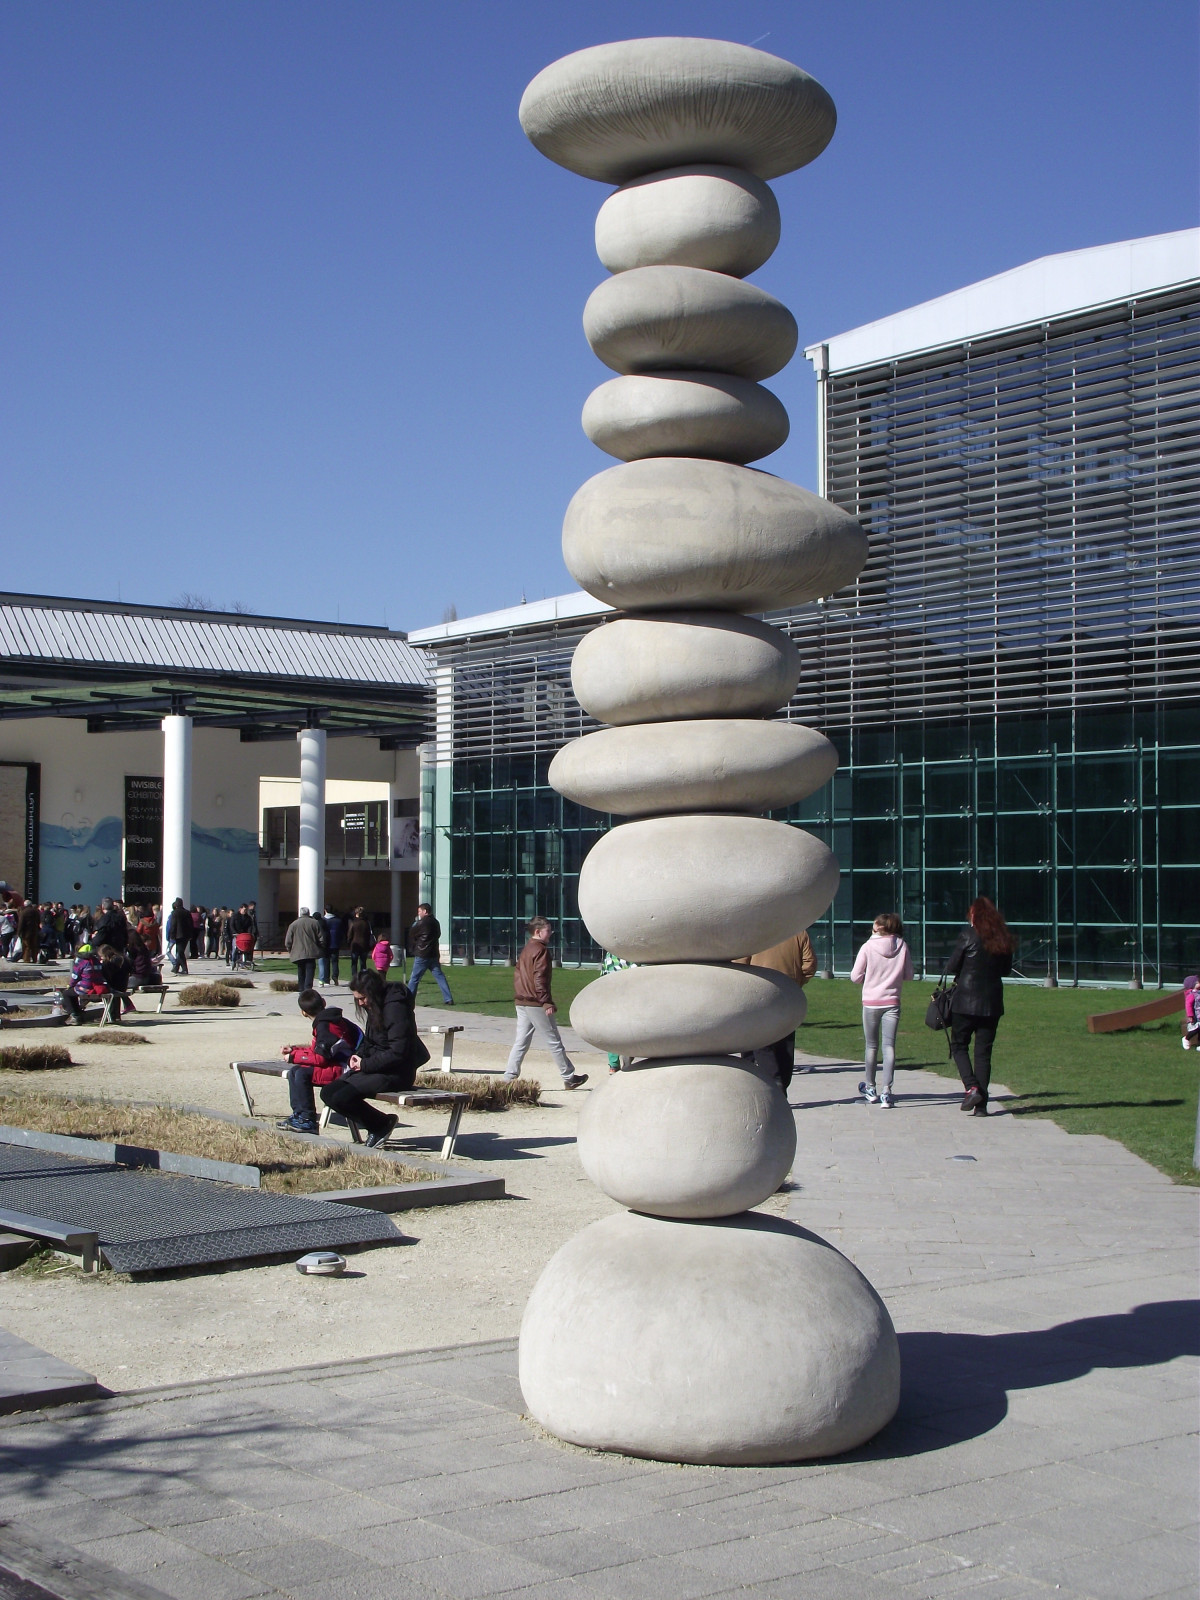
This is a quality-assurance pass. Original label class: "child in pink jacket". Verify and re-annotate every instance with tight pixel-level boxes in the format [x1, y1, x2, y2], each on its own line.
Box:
[370, 937, 393, 975]
[850, 913, 914, 1107]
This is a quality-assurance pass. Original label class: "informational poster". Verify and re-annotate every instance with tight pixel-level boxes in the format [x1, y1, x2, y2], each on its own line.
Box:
[123, 776, 163, 905]
[0, 763, 38, 902]
[392, 798, 419, 870]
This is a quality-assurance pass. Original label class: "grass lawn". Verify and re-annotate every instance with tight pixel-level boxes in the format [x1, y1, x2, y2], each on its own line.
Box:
[261, 957, 1199, 1185]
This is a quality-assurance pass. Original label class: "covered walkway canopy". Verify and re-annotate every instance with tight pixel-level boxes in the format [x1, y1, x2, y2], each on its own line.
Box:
[0, 593, 432, 745]
[0, 594, 433, 915]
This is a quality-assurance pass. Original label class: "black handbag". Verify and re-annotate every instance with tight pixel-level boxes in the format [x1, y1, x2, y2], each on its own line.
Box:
[924, 979, 955, 1031]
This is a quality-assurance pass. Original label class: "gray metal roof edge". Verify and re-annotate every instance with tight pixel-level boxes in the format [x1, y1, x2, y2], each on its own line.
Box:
[410, 591, 612, 645]
[0, 591, 410, 641]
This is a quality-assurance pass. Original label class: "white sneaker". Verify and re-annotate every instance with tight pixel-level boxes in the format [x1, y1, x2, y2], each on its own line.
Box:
[880, 1091, 895, 1108]
[859, 1081, 879, 1104]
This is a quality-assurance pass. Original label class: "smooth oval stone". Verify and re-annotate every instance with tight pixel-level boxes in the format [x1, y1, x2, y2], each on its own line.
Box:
[550, 720, 837, 817]
[584, 267, 797, 380]
[582, 372, 788, 463]
[519, 1210, 900, 1464]
[563, 458, 869, 612]
[577, 815, 839, 961]
[519, 38, 837, 183]
[577, 1054, 797, 1218]
[570, 961, 806, 1057]
[572, 611, 800, 724]
[595, 165, 780, 276]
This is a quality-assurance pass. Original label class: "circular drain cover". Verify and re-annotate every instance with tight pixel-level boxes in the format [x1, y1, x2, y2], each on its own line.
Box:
[296, 1250, 347, 1275]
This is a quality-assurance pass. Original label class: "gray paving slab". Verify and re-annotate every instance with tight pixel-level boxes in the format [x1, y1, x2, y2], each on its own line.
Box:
[0, 1326, 106, 1415]
[0, 1059, 1193, 1599]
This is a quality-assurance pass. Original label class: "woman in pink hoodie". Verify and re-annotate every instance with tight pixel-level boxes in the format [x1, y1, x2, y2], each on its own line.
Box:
[850, 913, 915, 1108]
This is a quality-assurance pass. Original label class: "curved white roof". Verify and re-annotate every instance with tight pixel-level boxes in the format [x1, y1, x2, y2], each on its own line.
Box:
[806, 229, 1199, 375]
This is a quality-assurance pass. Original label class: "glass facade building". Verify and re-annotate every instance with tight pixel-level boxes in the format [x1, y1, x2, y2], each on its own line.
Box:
[412, 234, 1200, 985]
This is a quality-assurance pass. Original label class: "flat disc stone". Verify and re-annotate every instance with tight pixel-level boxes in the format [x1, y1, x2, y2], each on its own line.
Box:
[582, 372, 789, 463]
[519, 38, 837, 183]
[571, 611, 801, 724]
[519, 1210, 900, 1464]
[549, 719, 838, 816]
[563, 458, 868, 613]
[570, 960, 807, 1058]
[577, 814, 839, 962]
[595, 165, 780, 277]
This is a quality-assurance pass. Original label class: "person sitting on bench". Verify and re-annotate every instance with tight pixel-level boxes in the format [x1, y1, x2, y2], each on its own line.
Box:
[319, 970, 429, 1147]
[96, 943, 136, 1017]
[56, 942, 107, 1024]
[124, 929, 162, 992]
[277, 988, 362, 1134]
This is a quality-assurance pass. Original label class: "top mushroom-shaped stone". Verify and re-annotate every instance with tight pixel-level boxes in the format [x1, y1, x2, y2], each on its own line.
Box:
[519, 38, 836, 183]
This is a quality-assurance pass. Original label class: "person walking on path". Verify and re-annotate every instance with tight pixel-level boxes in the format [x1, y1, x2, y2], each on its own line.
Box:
[345, 907, 373, 983]
[164, 899, 193, 975]
[284, 906, 326, 993]
[136, 906, 160, 958]
[320, 970, 428, 1147]
[16, 900, 40, 963]
[93, 897, 128, 954]
[503, 917, 588, 1090]
[406, 904, 454, 1005]
[850, 913, 914, 1108]
[320, 906, 344, 986]
[735, 929, 817, 1088]
[946, 896, 1015, 1117]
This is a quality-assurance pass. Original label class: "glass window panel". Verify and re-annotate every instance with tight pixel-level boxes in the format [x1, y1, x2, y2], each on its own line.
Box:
[1073, 808, 1135, 865]
[997, 762, 1051, 810]
[1074, 868, 1136, 924]
[853, 770, 897, 816]
[925, 816, 971, 867]
[924, 766, 971, 812]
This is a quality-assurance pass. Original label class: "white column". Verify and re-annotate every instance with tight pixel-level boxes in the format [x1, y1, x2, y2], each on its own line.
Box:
[161, 715, 193, 914]
[296, 727, 326, 915]
[390, 869, 403, 967]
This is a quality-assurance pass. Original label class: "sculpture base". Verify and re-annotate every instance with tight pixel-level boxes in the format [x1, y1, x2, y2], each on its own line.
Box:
[519, 1209, 900, 1466]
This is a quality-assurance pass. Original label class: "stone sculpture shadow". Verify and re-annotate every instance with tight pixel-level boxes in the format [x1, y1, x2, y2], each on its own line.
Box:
[845, 1298, 1200, 1461]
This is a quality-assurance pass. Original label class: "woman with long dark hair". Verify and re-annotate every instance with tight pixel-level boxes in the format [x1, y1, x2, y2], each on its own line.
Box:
[946, 896, 1014, 1116]
[318, 969, 427, 1146]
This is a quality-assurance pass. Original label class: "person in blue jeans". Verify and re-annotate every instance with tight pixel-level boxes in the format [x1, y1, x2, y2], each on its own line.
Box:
[406, 904, 453, 1005]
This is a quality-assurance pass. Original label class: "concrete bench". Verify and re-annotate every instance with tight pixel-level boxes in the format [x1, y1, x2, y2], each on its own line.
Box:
[230, 1061, 471, 1160]
[0, 1206, 99, 1272]
[95, 986, 170, 1025]
[424, 1024, 464, 1073]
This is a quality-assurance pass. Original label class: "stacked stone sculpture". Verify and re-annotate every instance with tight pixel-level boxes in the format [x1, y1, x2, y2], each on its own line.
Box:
[517, 38, 900, 1466]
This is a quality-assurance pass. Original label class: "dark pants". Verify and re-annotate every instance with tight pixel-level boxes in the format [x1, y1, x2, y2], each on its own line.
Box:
[950, 1013, 1000, 1101]
[287, 1066, 318, 1124]
[349, 950, 369, 981]
[767, 1033, 795, 1091]
[295, 959, 316, 992]
[321, 1071, 412, 1138]
[171, 940, 189, 974]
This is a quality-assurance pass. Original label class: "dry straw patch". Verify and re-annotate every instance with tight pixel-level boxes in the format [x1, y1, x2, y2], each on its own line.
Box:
[414, 1071, 540, 1110]
[0, 1090, 432, 1193]
[178, 983, 240, 1007]
[269, 978, 298, 993]
[0, 1043, 73, 1072]
[220, 977, 256, 989]
[76, 1030, 149, 1046]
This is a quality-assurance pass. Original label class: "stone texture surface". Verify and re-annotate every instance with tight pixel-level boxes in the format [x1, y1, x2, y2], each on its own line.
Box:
[577, 813, 839, 961]
[0, 1054, 1194, 1597]
[520, 1209, 900, 1463]
[563, 457, 869, 612]
[569, 959, 806, 1057]
[549, 718, 838, 816]
[594, 164, 780, 276]
[571, 610, 801, 724]
[519, 37, 837, 182]
[582, 370, 789, 462]
[576, 1054, 797, 1217]
[584, 265, 798, 379]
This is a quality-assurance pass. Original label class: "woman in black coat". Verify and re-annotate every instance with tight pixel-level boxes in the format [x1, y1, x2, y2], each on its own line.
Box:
[946, 897, 1014, 1116]
[319, 970, 425, 1146]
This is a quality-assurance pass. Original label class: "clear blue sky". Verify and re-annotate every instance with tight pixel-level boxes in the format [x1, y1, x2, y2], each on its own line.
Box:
[1, 1, 1195, 632]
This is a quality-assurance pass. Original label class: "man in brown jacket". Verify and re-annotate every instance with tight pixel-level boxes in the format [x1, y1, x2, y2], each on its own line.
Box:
[17, 900, 41, 963]
[503, 917, 588, 1089]
[737, 929, 818, 1089]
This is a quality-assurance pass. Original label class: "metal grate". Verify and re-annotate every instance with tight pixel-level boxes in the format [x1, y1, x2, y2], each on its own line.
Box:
[0, 1144, 402, 1273]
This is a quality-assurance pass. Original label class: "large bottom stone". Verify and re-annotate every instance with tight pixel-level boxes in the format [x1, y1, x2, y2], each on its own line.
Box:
[519, 1210, 900, 1465]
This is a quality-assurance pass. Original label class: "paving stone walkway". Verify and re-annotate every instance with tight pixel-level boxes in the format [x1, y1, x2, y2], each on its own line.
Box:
[0, 1056, 1195, 1600]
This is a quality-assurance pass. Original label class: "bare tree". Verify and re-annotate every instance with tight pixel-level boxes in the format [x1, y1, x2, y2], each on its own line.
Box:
[175, 592, 216, 611]
[442, 603, 458, 623]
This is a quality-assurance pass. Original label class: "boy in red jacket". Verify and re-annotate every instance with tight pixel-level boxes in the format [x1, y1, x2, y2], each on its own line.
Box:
[278, 989, 362, 1133]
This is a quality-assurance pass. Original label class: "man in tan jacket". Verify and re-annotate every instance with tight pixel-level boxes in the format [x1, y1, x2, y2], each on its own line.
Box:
[737, 929, 817, 1089]
[503, 918, 589, 1089]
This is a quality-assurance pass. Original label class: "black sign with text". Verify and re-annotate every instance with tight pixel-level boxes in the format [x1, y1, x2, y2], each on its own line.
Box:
[124, 776, 163, 905]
